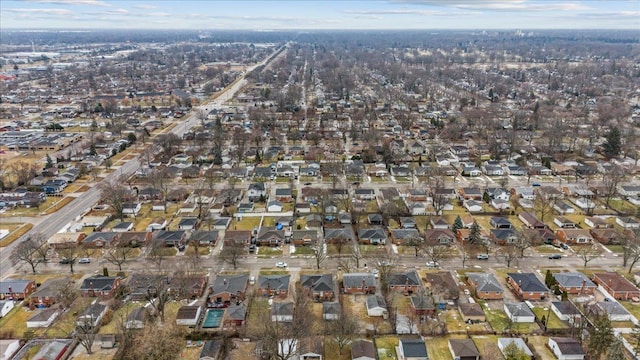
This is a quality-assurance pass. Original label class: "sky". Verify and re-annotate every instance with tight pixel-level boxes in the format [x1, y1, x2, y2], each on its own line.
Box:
[1, 0, 639, 30]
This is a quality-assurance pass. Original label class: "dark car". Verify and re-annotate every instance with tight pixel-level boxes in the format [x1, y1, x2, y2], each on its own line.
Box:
[59, 258, 71, 264]
[248, 244, 256, 253]
[177, 244, 186, 251]
[548, 254, 562, 260]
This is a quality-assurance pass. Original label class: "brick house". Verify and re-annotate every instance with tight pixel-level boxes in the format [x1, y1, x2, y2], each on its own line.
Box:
[300, 274, 334, 301]
[210, 274, 248, 305]
[343, 273, 376, 295]
[0, 279, 37, 300]
[29, 278, 71, 308]
[592, 272, 640, 300]
[553, 272, 597, 295]
[258, 275, 290, 298]
[388, 270, 423, 295]
[556, 229, 593, 245]
[467, 273, 504, 300]
[507, 273, 549, 300]
[79, 276, 122, 297]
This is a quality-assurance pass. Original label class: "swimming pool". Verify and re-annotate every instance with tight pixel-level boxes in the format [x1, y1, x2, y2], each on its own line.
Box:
[202, 309, 224, 328]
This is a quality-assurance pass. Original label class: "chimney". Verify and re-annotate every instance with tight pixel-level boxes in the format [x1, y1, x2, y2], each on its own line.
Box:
[223, 279, 227, 287]
[362, 278, 366, 292]
[7, 286, 12, 299]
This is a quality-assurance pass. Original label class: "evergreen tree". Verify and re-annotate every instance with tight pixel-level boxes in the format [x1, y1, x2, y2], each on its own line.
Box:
[469, 221, 481, 244]
[607, 338, 626, 360]
[45, 154, 53, 169]
[452, 215, 463, 234]
[603, 126, 621, 159]
[588, 314, 614, 359]
[503, 341, 530, 360]
[544, 269, 556, 288]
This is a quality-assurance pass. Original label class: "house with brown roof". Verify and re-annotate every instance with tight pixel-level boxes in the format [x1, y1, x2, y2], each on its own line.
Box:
[592, 272, 640, 300]
[425, 272, 459, 300]
[449, 339, 480, 360]
[351, 339, 376, 360]
[590, 228, 621, 244]
[459, 303, 486, 323]
[556, 229, 593, 245]
[518, 212, 546, 229]
[423, 228, 455, 245]
[223, 230, 252, 245]
[117, 231, 152, 247]
[47, 232, 85, 248]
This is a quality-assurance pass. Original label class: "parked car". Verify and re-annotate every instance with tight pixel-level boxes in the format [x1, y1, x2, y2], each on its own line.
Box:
[476, 254, 489, 260]
[559, 243, 569, 250]
[371, 269, 379, 278]
[78, 258, 91, 264]
[548, 254, 562, 260]
[59, 258, 71, 264]
[249, 276, 256, 285]
[426, 261, 440, 268]
[276, 262, 287, 268]
[248, 244, 256, 253]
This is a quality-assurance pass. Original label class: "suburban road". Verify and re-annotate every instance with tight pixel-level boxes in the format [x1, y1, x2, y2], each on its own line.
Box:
[0, 45, 285, 279]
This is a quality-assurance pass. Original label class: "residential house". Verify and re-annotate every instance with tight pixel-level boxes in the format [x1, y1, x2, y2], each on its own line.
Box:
[0, 300, 14, 318]
[518, 212, 546, 229]
[556, 229, 593, 245]
[212, 217, 231, 230]
[400, 217, 417, 229]
[322, 302, 341, 321]
[176, 305, 201, 326]
[125, 307, 148, 329]
[460, 187, 483, 200]
[409, 295, 436, 317]
[407, 189, 428, 202]
[210, 274, 249, 305]
[275, 188, 293, 203]
[554, 217, 577, 229]
[367, 213, 384, 226]
[81, 232, 119, 248]
[467, 273, 504, 300]
[507, 273, 549, 300]
[491, 198, 510, 210]
[47, 232, 85, 248]
[225, 304, 247, 327]
[118, 231, 152, 247]
[190, 231, 219, 247]
[0, 279, 37, 300]
[448, 339, 480, 360]
[425, 272, 459, 300]
[300, 274, 335, 301]
[351, 339, 376, 360]
[30, 278, 72, 308]
[199, 339, 223, 360]
[27, 308, 60, 328]
[357, 227, 387, 245]
[388, 270, 423, 295]
[490, 217, 513, 229]
[548, 337, 585, 360]
[258, 275, 290, 298]
[146, 218, 168, 232]
[390, 229, 421, 245]
[464, 200, 483, 213]
[459, 303, 486, 323]
[324, 226, 356, 244]
[247, 182, 267, 202]
[271, 302, 294, 322]
[122, 203, 141, 217]
[397, 338, 428, 360]
[553, 273, 596, 295]
[79, 276, 121, 297]
[155, 230, 187, 247]
[291, 230, 318, 246]
[490, 228, 519, 245]
[423, 229, 455, 245]
[504, 302, 535, 323]
[551, 301, 582, 323]
[76, 302, 108, 327]
[497, 338, 533, 359]
[616, 216, 640, 229]
[592, 272, 640, 300]
[343, 273, 376, 295]
[594, 301, 633, 322]
[512, 186, 536, 200]
[256, 227, 286, 246]
[619, 185, 640, 197]
[127, 273, 167, 301]
[584, 216, 610, 229]
[430, 217, 449, 229]
[354, 188, 376, 200]
[553, 201, 575, 215]
[223, 230, 252, 246]
[366, 295, 388, 317]
[590, 228, 621, 245]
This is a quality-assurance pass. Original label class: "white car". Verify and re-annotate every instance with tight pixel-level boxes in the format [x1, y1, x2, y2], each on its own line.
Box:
[426, 261, 440, 268]
[276, 262, 288, 268]
[78, 258, 91, 264]
[371, 269, 379, 279]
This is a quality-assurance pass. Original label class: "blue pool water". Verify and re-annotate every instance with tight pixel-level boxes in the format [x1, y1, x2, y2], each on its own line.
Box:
[202, 309, 224, 328]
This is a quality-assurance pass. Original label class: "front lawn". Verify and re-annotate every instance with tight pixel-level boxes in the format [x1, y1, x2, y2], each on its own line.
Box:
[291, 246, 315, 255]
[620, 301, 640, 320]
[257, 247, 283, 256]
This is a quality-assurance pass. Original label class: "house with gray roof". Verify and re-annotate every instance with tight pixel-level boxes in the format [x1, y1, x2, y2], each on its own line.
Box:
[551, 301, 582, 323]
[467, 273, 503, 299]
[449, 339, 480, 360]
[210, 274, 248, 305]
[594, 301, 633, 322]
[343, 273, 376, 294]
[390, 229, 421, 245]
[553, 272, 596, 294]
[351, 339, 376, 360]
[357, 227, 387, 245]
[258, 275, 290, 298]
[504, 302, 535, 323]
[271, 301, 294, 322]
[389, 270, 422, 295]
[300, 274, 334, 301]
[324, 226, 355, 244]
[323, 301, 341, 321]
[397, 338, 428, 360]
[366, 295, 388, 317]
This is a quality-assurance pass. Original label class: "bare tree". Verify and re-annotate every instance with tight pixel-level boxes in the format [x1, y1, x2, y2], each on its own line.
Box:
[129, 322, 185, 360]
[104, 246, 134, 271]
[75, 314, 99, 354]
[500, 245, 519, 268]
[219, 239, 245, 270]
[154, 133, 182, 157]
[621, 229, 640, 273]
[327, 300, 359, 355]
[514, 230, 541, 258]
[11, 233, 48, 273]
[601, 165, 625, 208]
[147, 238, 167, 269]
[534, 192, 555, 222]
[145, 275, 172, 323]
[9, 160, 39, 187]
[311, 243, 326, 269]
[98, 175, 132, 221]
[57, 246, 82, 273]
[576, 244, 601, 268]
[423, 240, 452, 266]
[428, 171, 449, 216]
[54, 278, 79, 310]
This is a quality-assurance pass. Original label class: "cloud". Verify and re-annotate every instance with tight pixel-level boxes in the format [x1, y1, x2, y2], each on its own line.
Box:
[133, 4, 157, 10]
[5, 7, 73, 15]
[393, 0, 593, 12]
[345, 9, 478, 16]
[148, 12, 171, 17]
[22, 0, 109, 6]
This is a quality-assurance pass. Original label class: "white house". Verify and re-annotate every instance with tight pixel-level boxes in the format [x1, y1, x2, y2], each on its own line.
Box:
[122, 203, 141, 217]
[548, 337, 585, 360]
[596, 302, 633, 322]
[504, 303, 535, 323]
[27, 308, 60, 328]
[571, 198, 595, 210]
[464, 200, 483, 213]
[491, 199, 510, 210]
[366, 295, 388, 317]
[0, 300, 14, 318]
[616, 217, 640, 229]
[267, 201, 283, 213]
